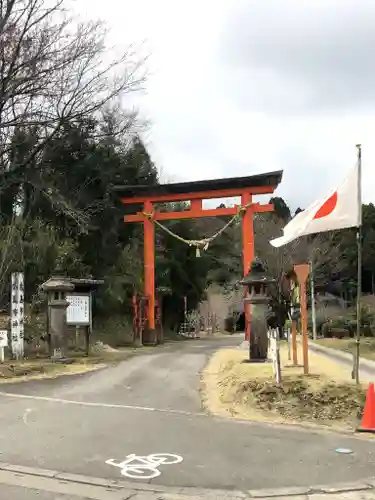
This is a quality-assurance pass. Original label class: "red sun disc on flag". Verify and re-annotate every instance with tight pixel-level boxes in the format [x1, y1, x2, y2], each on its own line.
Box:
[313, 191, 338, 220]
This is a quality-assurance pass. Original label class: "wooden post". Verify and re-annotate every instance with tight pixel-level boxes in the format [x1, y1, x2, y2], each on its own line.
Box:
[155, 293, 164, 344]
[241, 192, 254, 341]
[86, 291, 92, 356]
[183, 295, 187, 325]
[294, 264, 310, 375]
[132, 293, 138, 343]
[292, 320, 298, 365]
[300, 280, 309, 375]
[144, 201, 155, 342]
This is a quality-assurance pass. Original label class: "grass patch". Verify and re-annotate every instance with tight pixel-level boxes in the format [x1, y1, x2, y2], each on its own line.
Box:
[201, 343, 367, 430]
[316, 338, 375, 361]
[0, 359, 103, 382]
[0, 348, 135, 383]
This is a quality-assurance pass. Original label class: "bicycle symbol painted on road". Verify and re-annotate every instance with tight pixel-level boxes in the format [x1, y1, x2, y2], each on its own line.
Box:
[105, 453, 183, 480]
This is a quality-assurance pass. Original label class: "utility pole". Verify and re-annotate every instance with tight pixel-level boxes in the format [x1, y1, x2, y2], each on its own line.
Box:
[354, 144, 362, 385]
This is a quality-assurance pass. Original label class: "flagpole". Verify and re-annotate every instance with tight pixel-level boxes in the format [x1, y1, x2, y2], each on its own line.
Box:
[354, 144, 362, 385]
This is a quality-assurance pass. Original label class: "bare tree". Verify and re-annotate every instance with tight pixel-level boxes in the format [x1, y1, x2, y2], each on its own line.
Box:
[198, 283, 242, 332]
[0, 0, 145, 223]
[0, 216, 24, 303]
[253, 213, 343, 332]
[254, 213, 340, 279]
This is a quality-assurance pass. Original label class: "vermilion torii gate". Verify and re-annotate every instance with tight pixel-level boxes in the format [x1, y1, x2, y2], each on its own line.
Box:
[114, 171, 283, 343]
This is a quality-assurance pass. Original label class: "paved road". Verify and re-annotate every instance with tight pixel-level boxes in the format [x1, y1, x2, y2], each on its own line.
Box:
[0, 335, 374, 498]
[0, 485, 84, 500]
[310, 342, 375, 382]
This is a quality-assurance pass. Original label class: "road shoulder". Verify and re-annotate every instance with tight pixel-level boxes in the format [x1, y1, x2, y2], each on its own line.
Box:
[0, 462, 374, 500]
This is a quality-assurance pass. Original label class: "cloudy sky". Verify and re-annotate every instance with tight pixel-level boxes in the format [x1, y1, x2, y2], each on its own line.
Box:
[78, 0, 375, 211]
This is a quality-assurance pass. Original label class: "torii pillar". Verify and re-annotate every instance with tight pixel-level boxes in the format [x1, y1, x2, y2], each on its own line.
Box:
[294, 263, 310, 375]
[115, 171, 283, 344]
[241, 192, 254, 341]
[144, 200, 155, 333]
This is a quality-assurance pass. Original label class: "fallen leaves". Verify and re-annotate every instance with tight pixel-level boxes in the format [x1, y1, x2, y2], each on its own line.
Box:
[236, 377, 365, 422]
[202, 346, 367, 430]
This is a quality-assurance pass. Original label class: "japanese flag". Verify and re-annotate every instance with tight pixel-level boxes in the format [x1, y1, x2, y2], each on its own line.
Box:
[270, 163, 361, 248]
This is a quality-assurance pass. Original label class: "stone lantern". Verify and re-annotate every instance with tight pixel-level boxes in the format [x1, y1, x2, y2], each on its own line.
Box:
[41, 277, 74, 360]
[240, 258, 276, 361]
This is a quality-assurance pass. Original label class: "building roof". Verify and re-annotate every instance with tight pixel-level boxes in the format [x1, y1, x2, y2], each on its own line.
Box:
[113, 170, 283, 200]
[41, 277, 104, 293]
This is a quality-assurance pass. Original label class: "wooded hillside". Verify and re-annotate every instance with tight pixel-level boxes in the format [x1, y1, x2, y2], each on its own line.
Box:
[1, 0, 374, 344]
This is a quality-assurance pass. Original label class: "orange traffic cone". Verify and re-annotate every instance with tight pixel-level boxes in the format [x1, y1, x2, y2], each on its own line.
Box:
[357, 382, 375, 433]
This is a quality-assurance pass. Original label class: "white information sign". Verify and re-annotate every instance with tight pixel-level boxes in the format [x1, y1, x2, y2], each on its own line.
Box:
[0, 330, 8, 348]
[66, 294, 90, 325]
[269, 335, 277, 369]
[269, 329, 281, 385]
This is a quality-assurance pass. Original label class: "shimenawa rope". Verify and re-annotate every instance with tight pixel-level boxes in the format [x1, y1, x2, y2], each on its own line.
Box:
[142, 202, 252, 257]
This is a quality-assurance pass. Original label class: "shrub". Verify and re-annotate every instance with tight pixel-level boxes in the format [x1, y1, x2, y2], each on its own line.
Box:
[92, 315, 134, 346]
[321, 318, 351, 338]
[321, 322, 330, 338]
[329, 327, 347, 339]
[346, 305, 375, 337]
[308, 305, 344, 334]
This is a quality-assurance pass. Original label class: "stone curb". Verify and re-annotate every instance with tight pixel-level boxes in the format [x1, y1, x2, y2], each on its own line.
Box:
[0, 462, 374, 498]
[310, 342, 375, 372]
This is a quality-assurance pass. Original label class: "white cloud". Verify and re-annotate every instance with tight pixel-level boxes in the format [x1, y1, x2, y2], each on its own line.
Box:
[75, 0, 375, 209]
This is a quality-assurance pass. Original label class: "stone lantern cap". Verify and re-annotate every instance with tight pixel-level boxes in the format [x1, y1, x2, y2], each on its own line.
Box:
[239, 258, 276, 286]
[41, 276, 75, 293]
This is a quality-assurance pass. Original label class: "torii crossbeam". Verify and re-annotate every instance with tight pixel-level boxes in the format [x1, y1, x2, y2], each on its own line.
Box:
[114, 170, 283, 344]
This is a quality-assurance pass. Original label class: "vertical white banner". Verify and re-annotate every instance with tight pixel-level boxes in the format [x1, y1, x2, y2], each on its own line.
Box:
[11, 272, 24, 359]
[18, 272, 24, 358]
[269, 328, 281, 385]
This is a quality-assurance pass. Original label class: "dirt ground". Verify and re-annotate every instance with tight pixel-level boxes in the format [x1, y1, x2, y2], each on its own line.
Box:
[201, 341, 367, 431]
[0, 348, 135, 383]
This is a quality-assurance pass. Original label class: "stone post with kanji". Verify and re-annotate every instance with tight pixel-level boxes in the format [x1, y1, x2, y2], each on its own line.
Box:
[11, 272, 25, 359]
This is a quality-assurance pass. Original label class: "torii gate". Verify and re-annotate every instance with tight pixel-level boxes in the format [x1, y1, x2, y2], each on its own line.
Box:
[114, 170, 283, 343]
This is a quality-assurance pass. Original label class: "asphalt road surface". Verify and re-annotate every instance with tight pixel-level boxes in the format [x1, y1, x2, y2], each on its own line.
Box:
[0, 335, 374, 498]
[0, 485, 85, 500]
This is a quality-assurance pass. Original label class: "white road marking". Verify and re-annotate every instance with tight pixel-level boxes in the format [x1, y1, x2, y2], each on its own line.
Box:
[0, 391, 155, 411]
[335, 448, 354, 454]
[22, 408, 32, 425]
[0, 391, 204, 416]
[106, 453, 183, 480]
